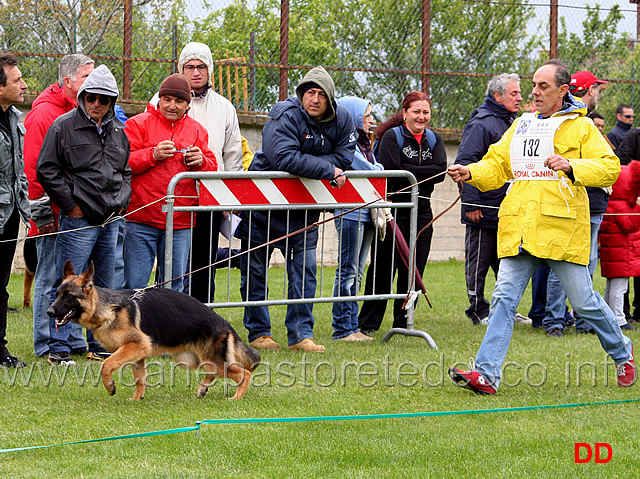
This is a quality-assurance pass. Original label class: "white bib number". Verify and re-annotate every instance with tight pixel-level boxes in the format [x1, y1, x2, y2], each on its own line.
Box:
[510, 113, 577, 180]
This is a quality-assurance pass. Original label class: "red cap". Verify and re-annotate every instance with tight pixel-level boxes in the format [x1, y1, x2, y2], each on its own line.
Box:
[569, 71, 608, 92]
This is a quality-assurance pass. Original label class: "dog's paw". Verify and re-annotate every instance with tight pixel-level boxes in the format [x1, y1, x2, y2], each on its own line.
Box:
[197, 387, 208, 398]
[105, 382, 116, 396]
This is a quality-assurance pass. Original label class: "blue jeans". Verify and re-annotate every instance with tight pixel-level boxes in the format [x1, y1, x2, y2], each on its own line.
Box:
[332, 218, 374, 339]
[123, 221, 191, 291]
[475, 253, 632, 390]
[575, 214, 604, 332]
[240, 228, 318, 346]
[114, 219, 126, 290]
[34, 234, 85, 356]
[543, 269, 568, 332]
[48, 213, 116, 354]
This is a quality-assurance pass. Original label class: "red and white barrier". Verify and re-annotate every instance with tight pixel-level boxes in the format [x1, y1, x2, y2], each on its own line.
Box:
[199, 177, 387, 206]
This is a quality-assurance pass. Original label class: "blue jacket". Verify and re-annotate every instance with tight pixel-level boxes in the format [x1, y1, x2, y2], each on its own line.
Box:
[335, 96, 383, 222]
[0, 105, 30, 233]
[250, 97, 356, 179]
[454, 97, 515, 229]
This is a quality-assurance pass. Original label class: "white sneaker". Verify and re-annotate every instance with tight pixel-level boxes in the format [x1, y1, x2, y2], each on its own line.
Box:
[515, 313, 532, 325]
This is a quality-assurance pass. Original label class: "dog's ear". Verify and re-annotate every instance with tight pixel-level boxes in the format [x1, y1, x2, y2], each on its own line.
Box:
[79, 262, 95, 291]
[63, 260, 76, 279]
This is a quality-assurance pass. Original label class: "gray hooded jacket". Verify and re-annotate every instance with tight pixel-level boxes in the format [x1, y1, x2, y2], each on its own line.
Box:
[37, 65, 131, 226]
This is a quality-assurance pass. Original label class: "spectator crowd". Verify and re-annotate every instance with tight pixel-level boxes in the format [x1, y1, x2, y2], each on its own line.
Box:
[0, 48, 637, 392]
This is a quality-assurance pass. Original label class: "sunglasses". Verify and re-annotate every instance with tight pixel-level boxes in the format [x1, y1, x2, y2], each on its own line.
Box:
[85, 93, 112, 106]
[183, 64, 207, 72]
[624, 114, 635, 119]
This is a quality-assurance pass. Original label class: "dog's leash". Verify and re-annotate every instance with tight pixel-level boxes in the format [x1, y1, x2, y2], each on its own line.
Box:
[402, 181, 463, 311]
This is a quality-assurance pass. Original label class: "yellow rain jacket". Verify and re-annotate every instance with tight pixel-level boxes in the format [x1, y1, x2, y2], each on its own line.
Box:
[467, 100, 619, 265]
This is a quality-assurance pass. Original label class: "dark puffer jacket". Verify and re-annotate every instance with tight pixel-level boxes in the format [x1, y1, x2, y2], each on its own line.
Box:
[599, 160, 640, 278]
[247, 66, 356, 240]
[454, 96, 515, 229]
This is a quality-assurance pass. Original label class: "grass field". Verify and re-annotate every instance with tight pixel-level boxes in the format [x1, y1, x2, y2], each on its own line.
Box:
[1, 260, 638, 478]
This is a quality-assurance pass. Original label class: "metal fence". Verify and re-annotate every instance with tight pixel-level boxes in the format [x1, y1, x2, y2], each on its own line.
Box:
[4, 0, 640, 130]
[164, 170, 438, 348]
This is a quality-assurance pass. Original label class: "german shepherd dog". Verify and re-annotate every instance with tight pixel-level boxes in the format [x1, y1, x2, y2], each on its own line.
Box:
[47, 260, 260, 401]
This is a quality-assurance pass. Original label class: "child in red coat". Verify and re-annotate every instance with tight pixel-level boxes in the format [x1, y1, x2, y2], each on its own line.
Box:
[599, 160, 640, 330]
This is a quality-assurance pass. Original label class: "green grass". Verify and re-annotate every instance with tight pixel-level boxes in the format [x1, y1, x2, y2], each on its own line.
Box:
[1, 261, 639, 478]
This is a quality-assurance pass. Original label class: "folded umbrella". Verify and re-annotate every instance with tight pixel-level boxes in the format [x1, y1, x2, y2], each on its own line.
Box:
[387, 218, 431, 308]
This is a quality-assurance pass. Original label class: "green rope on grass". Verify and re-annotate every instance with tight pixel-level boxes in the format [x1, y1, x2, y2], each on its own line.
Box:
[1, 399, 636, 454]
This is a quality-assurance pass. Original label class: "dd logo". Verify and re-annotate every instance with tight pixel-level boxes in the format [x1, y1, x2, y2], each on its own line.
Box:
[574, 443, 612, 463]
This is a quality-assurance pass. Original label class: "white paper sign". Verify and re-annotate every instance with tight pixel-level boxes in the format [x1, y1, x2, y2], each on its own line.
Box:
[220, 213, 242, 240]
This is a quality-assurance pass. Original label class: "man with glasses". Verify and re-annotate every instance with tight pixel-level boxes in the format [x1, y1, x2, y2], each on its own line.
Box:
[123, 74, 217, 291]
[149, 42, 243, 303]
[608, 103, 634, 149]
[37, 65, 131, 366]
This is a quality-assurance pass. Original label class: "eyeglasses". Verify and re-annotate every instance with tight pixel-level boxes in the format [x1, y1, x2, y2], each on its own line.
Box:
[624, 114, 635, 119]
[183, 64, 208, 72]
[85, 93, 111, 106]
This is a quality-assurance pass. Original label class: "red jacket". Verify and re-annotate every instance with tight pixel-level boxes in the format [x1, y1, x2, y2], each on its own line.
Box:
[23, 83, 76, 237]
[600, 161, 640, 278]
[124, 107, 217, 229]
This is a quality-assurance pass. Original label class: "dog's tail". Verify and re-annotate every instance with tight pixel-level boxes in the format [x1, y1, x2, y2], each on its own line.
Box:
[228, 331, 261, 372]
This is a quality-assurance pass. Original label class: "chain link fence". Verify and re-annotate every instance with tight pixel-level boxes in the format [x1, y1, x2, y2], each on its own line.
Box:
[2, 0, 640, 131]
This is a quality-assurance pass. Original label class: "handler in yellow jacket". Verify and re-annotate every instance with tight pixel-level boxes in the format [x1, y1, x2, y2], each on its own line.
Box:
[447, 60, 635, 394]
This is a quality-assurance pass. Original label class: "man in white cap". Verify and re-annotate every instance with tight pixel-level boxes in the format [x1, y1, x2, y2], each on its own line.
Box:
[150, 42, 243, 303]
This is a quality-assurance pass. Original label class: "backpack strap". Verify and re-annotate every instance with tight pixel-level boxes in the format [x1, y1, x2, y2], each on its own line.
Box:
[374, 125, 437, 161]
[393, 125, 437, 151]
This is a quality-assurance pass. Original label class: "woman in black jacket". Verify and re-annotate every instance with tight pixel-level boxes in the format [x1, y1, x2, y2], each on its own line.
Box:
[359, 91, 447, 334]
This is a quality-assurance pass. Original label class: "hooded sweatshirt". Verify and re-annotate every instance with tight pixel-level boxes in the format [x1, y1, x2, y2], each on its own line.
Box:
[335, 96, 383, 223]
[296, 66, 336, 122]
[241, 67, 357, 241]
[37, 65, 132, 226]
[148, 42, 243, 172]
[250, 65, 356, 179]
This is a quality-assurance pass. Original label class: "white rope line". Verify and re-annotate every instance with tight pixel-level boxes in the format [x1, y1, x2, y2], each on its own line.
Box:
[0, 195, 191, 244]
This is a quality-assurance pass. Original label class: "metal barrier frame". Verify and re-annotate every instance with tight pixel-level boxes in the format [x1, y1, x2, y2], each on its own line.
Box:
[164, 170, 437, 349]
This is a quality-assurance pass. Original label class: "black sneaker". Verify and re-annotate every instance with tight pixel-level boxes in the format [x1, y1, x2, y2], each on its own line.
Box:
[70, 347, 88, 356]
[622, 323, 638, 331]
[86, 351, 111, 361]
[0, 354, 26, 368]
[47, 351, 76, 366]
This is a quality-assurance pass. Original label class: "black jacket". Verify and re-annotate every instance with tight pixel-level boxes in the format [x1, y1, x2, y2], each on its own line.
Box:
[616, 127, 640, 166]
[607, 120, 632, 149]
[377, 124, 447, 220]
[37, 107, 131, 226]
[454, 97, 514, 229]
